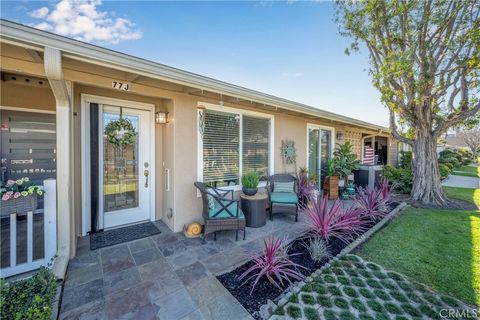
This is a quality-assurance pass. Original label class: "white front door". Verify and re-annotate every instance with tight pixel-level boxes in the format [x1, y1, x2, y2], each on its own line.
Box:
[99, 105, 152, 229]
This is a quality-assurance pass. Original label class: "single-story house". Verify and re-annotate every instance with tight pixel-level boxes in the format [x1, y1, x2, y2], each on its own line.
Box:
[0, 19, 399, 278]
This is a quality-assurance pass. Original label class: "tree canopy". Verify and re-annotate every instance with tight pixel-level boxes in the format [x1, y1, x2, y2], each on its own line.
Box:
[336, 0, 480, 144]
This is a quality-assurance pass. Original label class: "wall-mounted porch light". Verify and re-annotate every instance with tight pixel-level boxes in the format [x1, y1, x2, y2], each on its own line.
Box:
[155, 111, 169, 124]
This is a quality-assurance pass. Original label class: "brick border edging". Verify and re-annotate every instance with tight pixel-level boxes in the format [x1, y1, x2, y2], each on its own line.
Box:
[260, 202, 409, 319]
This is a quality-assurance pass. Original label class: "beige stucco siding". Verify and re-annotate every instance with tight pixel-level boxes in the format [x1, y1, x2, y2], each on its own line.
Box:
[1, 44, 395, 240]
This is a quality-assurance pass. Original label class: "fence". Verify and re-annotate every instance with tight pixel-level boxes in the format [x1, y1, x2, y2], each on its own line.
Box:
[0, 179, 57, 278]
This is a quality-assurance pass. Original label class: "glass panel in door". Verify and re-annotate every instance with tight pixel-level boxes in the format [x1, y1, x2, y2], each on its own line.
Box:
[308, 128, 320, 187]
[320, 129, 332, 186]
[100, 104, 151, 230]
[308, 127, 333, 188]
[102, 111, 139, 212]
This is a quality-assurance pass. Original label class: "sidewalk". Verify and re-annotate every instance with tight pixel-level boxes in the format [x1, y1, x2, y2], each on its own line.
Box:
[442, 174, 480, 189]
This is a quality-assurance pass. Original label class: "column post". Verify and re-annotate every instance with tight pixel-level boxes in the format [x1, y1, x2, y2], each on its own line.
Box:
[44, 47, 72, 279]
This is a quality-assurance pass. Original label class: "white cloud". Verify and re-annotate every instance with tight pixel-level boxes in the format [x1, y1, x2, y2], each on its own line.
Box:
[29, 7, 49, 19]
[281, 72, 305, 77]
[29, 0, 142, 44]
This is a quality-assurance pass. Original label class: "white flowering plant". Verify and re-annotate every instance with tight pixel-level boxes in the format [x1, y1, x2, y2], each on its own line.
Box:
[1, 177, 44, 201]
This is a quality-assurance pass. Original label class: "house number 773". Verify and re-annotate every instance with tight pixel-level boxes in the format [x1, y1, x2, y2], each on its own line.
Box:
[112, 81, 129, 91]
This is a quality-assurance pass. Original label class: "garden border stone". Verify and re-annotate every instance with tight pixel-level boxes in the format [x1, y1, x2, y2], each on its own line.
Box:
[260, 202, 408, 319]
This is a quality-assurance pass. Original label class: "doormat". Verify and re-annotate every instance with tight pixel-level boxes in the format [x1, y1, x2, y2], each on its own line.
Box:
[90, 222, 161, 250]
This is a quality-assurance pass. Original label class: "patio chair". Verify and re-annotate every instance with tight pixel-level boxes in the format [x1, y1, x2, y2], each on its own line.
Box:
[267, 174, 299, 222]
[194, 182, 246, 241]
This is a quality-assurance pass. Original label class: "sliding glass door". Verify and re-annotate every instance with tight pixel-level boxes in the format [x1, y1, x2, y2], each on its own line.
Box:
[307, 125, 334, 188]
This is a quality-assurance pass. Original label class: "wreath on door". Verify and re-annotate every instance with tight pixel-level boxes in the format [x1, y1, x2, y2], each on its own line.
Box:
[104, 118, 137, 148]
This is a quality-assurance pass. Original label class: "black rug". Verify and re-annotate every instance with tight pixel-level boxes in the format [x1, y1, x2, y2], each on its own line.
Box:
[90, 222, 161, 250]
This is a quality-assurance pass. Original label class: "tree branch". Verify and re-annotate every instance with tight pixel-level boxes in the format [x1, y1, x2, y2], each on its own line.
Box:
[389, 110, 414, 145]
[434, 101, 480, 138]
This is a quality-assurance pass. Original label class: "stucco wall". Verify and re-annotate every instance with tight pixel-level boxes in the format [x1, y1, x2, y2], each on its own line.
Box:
[1, 45, 395, 237]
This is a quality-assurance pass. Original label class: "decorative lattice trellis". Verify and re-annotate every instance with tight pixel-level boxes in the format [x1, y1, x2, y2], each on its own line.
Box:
[344, 130, 363, 159]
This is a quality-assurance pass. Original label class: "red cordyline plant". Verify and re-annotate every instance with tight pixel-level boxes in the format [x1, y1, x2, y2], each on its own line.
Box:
[377, 179, 393, 204]
[297, 170, 316, 208]
[238, 235, 305, 295]
[304, 195, 365, 244]
[354, 186, 389, 220]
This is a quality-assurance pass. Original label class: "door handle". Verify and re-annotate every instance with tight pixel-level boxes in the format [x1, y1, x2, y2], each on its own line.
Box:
[144, 169, 149, 188]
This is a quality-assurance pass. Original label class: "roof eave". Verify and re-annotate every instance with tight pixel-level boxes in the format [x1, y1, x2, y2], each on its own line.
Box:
[0, 19, 388, 132]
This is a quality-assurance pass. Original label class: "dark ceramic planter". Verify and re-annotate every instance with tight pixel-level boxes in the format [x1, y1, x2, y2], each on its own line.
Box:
[242, 187, 258, 196]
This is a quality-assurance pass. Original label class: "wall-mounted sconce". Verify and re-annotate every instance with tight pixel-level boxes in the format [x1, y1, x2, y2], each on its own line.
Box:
[155, 111, 169, 124]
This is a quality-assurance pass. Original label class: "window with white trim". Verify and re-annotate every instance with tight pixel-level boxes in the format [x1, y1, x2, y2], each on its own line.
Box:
[199, 106, 272, 187]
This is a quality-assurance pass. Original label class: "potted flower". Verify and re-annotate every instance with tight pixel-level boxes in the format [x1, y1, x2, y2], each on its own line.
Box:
[241, 171, 260, 196]
[1, 177, 44, 216]
[323, 158, 339, 200]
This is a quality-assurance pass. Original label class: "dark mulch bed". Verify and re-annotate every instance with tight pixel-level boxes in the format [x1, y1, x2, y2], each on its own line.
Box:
[217, 202, 400, 318]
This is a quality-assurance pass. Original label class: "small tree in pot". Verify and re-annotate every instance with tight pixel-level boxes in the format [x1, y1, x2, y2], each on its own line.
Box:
[333, 142, 360, 188]
[241, 171, 260, 196]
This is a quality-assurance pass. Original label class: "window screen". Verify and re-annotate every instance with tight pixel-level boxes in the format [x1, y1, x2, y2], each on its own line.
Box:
[242, 116, 270, 180]
[202, 109, 240, 187]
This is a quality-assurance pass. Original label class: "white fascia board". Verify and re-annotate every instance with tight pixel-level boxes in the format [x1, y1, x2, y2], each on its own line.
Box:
[0, 19, 388, 132]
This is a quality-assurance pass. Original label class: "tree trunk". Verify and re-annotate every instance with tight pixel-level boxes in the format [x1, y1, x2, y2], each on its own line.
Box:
[411, 129, 448, 205]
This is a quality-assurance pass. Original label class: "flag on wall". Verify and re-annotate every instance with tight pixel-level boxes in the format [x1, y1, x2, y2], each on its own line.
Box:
[363, 146, 374, 165]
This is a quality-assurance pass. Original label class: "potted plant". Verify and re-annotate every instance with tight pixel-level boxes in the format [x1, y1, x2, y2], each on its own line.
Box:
[323, 158, 339, 200]
[333, 142, 360, 188]
[1, 177, 44, 216]
[346, 181, 356, 195]
[241, 171, 260, 196]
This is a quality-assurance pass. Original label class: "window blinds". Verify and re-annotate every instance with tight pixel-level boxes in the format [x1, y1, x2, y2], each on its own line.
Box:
[202, 110, 240, 186]
[202, 109, 271, 186]
[242, 116, 270, 179]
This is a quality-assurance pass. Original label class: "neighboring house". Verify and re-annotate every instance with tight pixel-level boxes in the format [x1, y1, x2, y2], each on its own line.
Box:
[0, 20, 399, 278]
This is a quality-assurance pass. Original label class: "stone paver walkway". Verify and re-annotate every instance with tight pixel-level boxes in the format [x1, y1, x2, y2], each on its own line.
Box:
[271, 254, 474, 320]
[59, 213, 307, 320]
[442, 174, 480, 189]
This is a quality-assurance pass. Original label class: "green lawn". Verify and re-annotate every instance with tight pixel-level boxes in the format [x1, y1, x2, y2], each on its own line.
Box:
[443, 186, 480, 208]
[453, 165, 480, 178]
[356, 207, 480, 306]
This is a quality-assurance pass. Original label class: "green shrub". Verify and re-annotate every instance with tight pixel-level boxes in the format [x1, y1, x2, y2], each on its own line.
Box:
[383, 165, 413, 194]
[399, 151, 412, 169]
[0, 267, 57, 320]
[241, 171, 260, 188]
[439, 163, 451, 179]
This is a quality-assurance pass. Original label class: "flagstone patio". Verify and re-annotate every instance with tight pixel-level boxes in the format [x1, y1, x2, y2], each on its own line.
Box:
[59, 213, 308, 320]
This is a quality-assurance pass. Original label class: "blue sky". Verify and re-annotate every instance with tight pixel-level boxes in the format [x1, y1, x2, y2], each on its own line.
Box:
[1, 1, 388, 126]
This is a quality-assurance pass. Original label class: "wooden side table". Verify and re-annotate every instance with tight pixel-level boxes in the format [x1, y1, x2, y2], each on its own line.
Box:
[240, 193, 267, 228]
